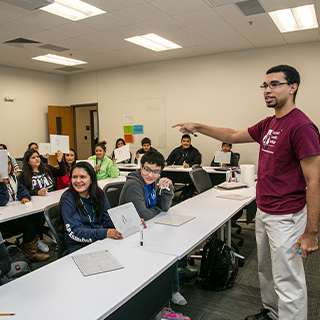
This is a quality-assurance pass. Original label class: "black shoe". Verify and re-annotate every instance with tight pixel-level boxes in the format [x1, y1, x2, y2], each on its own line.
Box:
[245, 308, 273, 320]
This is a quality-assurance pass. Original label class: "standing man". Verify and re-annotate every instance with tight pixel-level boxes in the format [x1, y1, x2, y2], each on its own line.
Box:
[173, 65, 320, 320]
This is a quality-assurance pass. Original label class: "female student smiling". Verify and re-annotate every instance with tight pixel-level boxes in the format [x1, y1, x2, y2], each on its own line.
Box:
[0, 157, 49, 261]
[110, 138, 132, 164]
[59, 162, 123, 253]
[18, 149, 67, 196]
[88, 141, 119, 180]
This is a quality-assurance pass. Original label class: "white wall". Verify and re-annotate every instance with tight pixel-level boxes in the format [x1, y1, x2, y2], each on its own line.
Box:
[67, 41, 320, 169]
[0, 66, 67, 158]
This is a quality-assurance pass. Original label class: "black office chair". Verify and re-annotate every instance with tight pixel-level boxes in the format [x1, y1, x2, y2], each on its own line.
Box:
[44, 203, 67, 259]
[103, 181, 126, 208]
[189, 166, 212, 194]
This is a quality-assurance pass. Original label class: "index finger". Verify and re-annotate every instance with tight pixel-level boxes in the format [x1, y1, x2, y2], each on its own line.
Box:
[172, 122, 185, 128]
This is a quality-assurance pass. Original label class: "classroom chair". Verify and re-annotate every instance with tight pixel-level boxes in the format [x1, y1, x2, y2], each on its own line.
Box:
[103, 181, 126, 208]
[44, 203, 67, 259]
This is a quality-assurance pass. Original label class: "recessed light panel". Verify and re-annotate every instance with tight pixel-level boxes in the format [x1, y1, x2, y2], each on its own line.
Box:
[40, 0, 105, 21]
[32, 54, 87, 66]
[125, 33, 182, 52]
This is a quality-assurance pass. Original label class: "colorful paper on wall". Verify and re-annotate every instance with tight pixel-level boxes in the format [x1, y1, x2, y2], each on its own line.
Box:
[124, 134, 134, 143]
[123, 125, 133, 134]
[133, 125, 143, 134]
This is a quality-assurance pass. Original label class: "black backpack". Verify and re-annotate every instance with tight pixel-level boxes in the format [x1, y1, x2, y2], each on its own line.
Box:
[198, 235, 238, 291]
[6, 244, 32, 279]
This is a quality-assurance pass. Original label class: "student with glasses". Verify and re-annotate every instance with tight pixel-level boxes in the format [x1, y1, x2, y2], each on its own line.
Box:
[119, 151, 190, 316]
[173, 65, 320, 320]
[59, 162, 124, 253]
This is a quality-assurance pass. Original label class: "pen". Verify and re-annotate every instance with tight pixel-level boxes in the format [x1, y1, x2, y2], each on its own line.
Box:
[298, 248, 302, 255]
[190, 132, 197, 137]
[0, 314, 15, 316]
[140, 223, 144, 246]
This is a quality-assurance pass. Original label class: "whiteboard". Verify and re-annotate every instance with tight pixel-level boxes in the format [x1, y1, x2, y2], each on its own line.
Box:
[122, 98, 166, 148]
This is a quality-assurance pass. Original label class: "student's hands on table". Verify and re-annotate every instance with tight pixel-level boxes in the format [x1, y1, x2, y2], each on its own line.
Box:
[107, 229, 123, 239]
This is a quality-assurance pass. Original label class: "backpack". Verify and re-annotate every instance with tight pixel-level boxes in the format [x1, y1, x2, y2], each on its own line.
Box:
[198, 235, 238, 291]
[6, 244, 32, 279]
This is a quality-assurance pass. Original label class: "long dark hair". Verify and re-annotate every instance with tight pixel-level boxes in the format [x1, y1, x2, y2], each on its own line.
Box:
[63, 148, 77, 173]
[8, 156, 14, 177]
[61, 161, 105, 219]
[22, 149, 55, 190]
[115, 138, 126, 148]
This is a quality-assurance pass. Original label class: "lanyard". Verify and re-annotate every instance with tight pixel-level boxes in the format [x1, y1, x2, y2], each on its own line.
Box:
[39, 174, 46, 188]
[95, 157, 104, 172]
[80, 198, 96, 228]
[7, 180, 16, 201]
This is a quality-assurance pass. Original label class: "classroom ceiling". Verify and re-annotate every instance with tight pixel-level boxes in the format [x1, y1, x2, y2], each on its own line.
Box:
[1, 0, 320, 75]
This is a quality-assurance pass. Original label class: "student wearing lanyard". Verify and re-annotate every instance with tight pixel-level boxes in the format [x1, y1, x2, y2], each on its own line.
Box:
[59, 161, 124, 253]
[119, 151, 190, 317]
[88, 141, 119, 181]
[0, 157, 49, 262]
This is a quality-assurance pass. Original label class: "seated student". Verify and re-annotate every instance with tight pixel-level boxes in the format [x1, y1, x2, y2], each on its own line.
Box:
[211, 142, 239, 167]
[110, 138, 132, 164]
[59, 162, 123, 253]
[56, 148, 77, 190]
[88, 141, 119, 181]
[0, 231, 11, 286]
[119, 150, 188, 308]
[0, 158, 49, 262]
[28, 142, 50, 164]
[165, 134, 202, 168]
[19, 149, 67, 196]
[134, 137, 157, 164]
[0, 144, 20, 172]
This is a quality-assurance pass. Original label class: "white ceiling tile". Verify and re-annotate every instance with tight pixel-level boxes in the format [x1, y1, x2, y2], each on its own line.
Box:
[0, 2, 32, 22]
[25, 30, 69, 44]
[87, 0, 144, 13]
[111, 3, 167, 23]
[53, 38, 91, 50]
[0, 21, 42, 42]
[104, 25, 149, 38]
[282, 29, 320, 44]
[186, 43, 225, 55]
[137, 17, 184, 33]
[259, 0, 314, 12]
[211, 3, 243, 20]
[148, 0, 208, 15]
[50, 22, 97, 37]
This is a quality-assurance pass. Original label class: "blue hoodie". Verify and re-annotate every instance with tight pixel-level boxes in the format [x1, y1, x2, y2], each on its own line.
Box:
[0, 176, 31, 206]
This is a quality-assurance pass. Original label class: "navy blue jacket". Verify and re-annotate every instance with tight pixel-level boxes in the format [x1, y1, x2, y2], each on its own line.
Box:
[0, 177, 31, 206]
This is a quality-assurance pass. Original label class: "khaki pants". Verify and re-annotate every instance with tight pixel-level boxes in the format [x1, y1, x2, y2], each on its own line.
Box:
[255, 206, 307, 320]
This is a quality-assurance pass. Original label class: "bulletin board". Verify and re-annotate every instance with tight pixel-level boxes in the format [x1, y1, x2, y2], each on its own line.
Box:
[122, 98, 166, 148]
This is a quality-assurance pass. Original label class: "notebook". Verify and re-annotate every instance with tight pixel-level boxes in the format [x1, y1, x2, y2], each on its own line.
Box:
[154, 214, 195, 227]
[108, 202, 141, 238]
[72, 250, 123, 277]
[216, 181, 248, 190]
[216, 194, 251, 201]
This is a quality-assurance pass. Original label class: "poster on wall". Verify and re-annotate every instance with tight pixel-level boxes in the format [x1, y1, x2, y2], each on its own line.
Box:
[133, 125, 143, 134]
[123, 125, 134, 134]
[124, 135, 134, 143]
[123, 114, 133, 124]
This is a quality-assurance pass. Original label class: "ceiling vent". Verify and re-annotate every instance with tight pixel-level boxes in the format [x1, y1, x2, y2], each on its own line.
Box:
[39, 44, 69, 52]
[4, 38, 41, 44]
[202, 0, 247, 7]
[235, 0, 265, 16]
[1, 0, 53, 11]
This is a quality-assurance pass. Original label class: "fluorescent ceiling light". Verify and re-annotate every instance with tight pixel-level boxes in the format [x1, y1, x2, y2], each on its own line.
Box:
[40, 0, 105, 21]
[269, 4, 318, 33]
[125, 33, 182, 52]
[32, 54, 87, 66]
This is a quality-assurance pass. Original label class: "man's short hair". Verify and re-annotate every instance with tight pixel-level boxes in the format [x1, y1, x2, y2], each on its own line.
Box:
[266, 65, 300, 102]
[141, 137, 151, 146]
[141, 150, 165, 169]
[181, 134, 191, 141]
[222, 142, 232, 148]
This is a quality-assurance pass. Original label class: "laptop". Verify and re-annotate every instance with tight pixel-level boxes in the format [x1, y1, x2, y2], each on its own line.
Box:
[107, 202, 141, 238]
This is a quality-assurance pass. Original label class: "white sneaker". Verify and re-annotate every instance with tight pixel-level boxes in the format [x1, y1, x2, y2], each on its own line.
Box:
[48, 230, 57, 244]
[171, 292, 187, 305]
[36, 239, 49, 253]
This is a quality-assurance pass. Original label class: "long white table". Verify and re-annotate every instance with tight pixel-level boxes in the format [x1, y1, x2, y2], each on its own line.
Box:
[0, 176, 126, 223]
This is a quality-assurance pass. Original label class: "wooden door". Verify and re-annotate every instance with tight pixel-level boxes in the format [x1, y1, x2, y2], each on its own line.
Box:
[48, 106, 74, 165]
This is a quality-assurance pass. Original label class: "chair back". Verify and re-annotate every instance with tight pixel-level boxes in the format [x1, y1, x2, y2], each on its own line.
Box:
[234, 152, 240, 163]
[44, 203, 67, 259]
[103, 181, 126, 208]
[189, 167, 213, 194]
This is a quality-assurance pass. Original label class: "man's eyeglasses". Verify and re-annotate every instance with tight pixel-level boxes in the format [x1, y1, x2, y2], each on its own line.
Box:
[143, 166, 161, 176]
[260, 82, 290, 90]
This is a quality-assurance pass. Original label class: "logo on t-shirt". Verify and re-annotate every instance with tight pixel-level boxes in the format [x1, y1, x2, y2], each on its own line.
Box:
[262, 129, 281, 154]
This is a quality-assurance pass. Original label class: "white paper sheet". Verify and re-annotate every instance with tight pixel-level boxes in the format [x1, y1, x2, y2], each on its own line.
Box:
[50, 134, 70, 153]
[114, 144, 130, 163]
[38, 143, 55, 155]
[76, 160, 94, 168]
[214, 151, 231, 164]
[108, 202, 141, 238]
[0, 149, 8, 179]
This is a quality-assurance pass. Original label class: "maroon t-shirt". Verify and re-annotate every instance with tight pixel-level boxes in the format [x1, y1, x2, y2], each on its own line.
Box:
[248, 108, 320, 215]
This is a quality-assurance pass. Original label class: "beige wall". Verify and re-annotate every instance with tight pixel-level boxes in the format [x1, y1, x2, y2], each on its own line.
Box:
[1, 41, 319, 170]
[0, 66, 67, 158]
[67, 41, 320, 169]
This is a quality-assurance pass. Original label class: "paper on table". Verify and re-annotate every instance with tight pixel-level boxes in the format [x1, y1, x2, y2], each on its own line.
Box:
[39, 143, 55, 155]
[214, 151, 231, 164]
[154, 214, 195, 227]
[0, 149, 8, 179]
[216, 194, 250, 201]
[108, 202, 141, 238]
[76, 160, 94, 168]
[50, 135, 70, 153]
[114, 144, 130, 163]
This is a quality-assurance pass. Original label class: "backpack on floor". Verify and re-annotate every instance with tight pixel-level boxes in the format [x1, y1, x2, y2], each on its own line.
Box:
[198, 235, 238, 291]
[6, 244, 32, 279]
